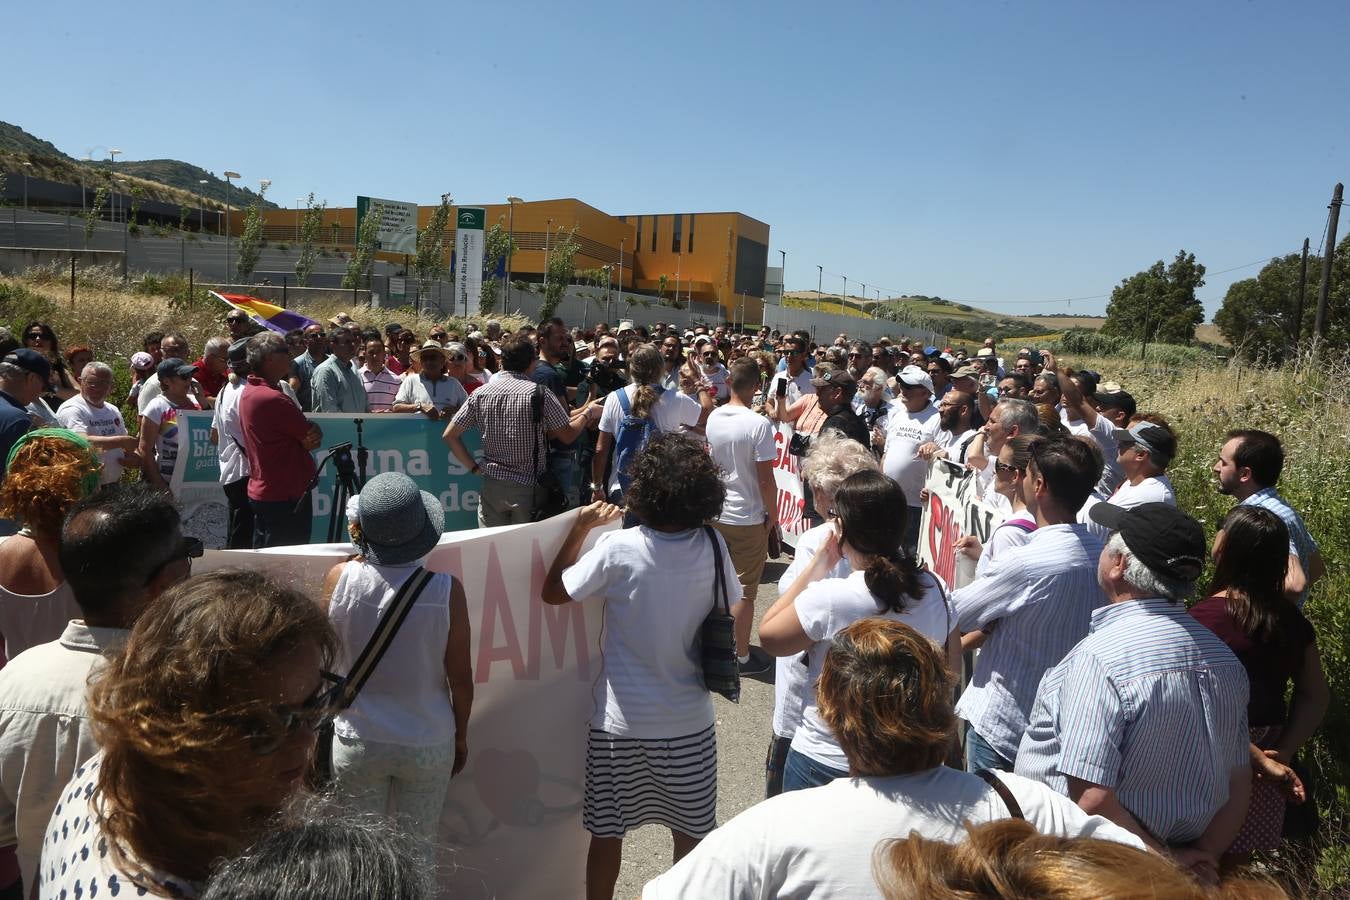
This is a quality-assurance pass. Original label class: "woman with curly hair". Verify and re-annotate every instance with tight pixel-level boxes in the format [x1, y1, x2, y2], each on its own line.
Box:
[0, 429, 100, 659]
[543, 432, 739, 900]
[20, 322, 77, 406]
[38, 569, 339, 899]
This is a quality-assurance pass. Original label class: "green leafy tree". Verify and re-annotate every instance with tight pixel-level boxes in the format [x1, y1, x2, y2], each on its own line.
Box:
[414, 194, 452, 289]
[330, 221, 341, 248]
[539, 227, 579, 320]
[343, 201, 381, 289]
[1217, 236, 1350, 359]
[478, 221, 513, 314]
[178, 204, 190, 232]
[0, 173, 6, 207]
[234, 184, 269, 283]
[127, 186, 144, 236]
[294, 193, 326, 286]
[84, 186, 108, 244]
[656, 274, 669, 302]
[1101, 250, 1206, 345]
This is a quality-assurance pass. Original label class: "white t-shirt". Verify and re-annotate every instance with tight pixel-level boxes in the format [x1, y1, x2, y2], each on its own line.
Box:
[598, 385, 702, 495]
[701, 362, 730, 401]
[1080, 474, 1176, 540]
[140, 394, 200, 482]
[706, 406, 777, 526]
[939, 427, 979, 464]
[773, 523, 851, 740]
[881, 402, 941, 507]
[790, 570, 951, 770]
[211, 379, 249, 484]
[1087, 415, 1125, 498]
[976, 515, 1036, 578]
[643, 767, 1146, 900]
[768, 368, 815, 405]
[55, 394, 128, 484]
[562, 526, 741, 739]
[393, 373, 468, 413]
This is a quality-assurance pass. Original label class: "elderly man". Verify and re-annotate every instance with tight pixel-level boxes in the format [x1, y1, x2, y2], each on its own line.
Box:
[1017, 502, 1250, 884]
[241, 333, 323, 547]
[393, 340, 468, 420]
[1081, 419, 1177, 539]
[55, 361, 140, 485]
[1215, 428, 1323, 606]
[0, 486, 190, 897]
[880, 365, 942, 554]
[0, 350, 46, 482]
[192, 335, 232, 407]
[965, 398, 1040, 512]
[953, 435, 1106, 773]
[844, 341, 872, 380]
[311, 328, 368, 413]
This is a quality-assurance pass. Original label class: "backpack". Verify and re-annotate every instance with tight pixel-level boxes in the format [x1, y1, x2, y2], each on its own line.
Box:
[612, 386, 665, 496]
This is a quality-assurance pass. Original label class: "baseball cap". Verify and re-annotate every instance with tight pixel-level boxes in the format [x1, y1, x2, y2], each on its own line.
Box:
[416, 339, 446, 356]
[156, 357, 196, 381]
[618, 319, 635, 333]
[952, 364, 982, 380]
[130, 351, 155, 371]
[2, 348, 51, 382]
[1088, 502, 1205, 583]
[1112, 422, 1176, 468]
[226, 338, 250, 368]
[922, 345, 939, 357]
[893, 364, 934, 393]
[810, 364, 856, 388]
[1094, 389, 1137, 417]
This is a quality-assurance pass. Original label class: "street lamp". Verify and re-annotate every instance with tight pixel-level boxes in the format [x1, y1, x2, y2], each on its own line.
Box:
[816, 265, 823, 313]
[296, 197, 305, 243]
[617, 237, 625, 322]
[199, 179, 208, 234]
[21, 162, 33, 211]
[543, 217, 552, 293]
[224, 170, 241, 283]
[108, 150, 122, 223]
[506, 196, 522, 307]
[81, 157, 92, 213]
[779, 249, 786, 306]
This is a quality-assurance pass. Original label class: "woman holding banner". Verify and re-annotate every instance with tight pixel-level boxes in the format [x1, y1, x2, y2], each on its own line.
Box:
[543, 433, 738, 900]
[758, 469, 959, 792]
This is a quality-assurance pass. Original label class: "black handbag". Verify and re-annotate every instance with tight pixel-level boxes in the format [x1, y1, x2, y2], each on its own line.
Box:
[531, 384, 570, 521]
[310, 566, 435, 787]
[699, 526, 740, 703]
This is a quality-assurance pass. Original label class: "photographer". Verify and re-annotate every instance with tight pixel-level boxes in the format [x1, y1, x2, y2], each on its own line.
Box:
[582, 340, 629, 404]
[240, 333, 323, 548]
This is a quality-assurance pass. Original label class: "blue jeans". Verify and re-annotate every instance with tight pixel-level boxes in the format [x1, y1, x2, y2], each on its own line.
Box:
[548, 452, 578, 509]
[965, 725, 1014, 773]
[782, 748, 848, 793]
[250, 493, 313, 548]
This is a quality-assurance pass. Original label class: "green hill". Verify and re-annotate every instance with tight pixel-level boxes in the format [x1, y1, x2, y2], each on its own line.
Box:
[0, 120, 277, 210]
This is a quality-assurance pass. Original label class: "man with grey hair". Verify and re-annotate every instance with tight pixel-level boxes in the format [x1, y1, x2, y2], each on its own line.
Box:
[56, 361, 140, 485]
[966, 397, 1039, 512]
[1017, 502, 1250, 885]
[192, 335, 233, 408]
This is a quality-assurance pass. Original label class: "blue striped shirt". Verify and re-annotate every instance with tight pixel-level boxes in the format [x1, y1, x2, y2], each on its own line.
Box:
[952, 524, 1107, 761]
[1015, 598, 1250, 845]
[1241, 487, 1319, 607]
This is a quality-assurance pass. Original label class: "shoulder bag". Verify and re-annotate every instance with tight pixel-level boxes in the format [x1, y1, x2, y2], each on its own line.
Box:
[531, 384, 570, 521]
[699, 525, 741, 703]
[310, 565, 436, 786]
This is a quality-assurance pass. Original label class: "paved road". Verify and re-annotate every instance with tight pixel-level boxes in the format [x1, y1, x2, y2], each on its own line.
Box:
[614, 558, 790, 897]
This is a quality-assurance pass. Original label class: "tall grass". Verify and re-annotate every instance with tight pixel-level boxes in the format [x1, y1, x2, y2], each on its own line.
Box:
[1065, 349, 1350, 895]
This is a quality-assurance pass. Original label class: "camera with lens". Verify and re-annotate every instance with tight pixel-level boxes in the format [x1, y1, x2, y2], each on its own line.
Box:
[589, 358, 628, 394]
[328, 442, 356, 479]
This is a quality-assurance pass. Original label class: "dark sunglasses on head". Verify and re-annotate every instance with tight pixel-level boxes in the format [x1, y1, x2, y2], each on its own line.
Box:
[993, 460, 1024, 475]
[248, 670, 345, 755]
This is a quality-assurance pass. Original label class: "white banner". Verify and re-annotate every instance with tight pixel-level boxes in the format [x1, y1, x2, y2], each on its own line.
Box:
[454, 207, 485, 318]
[197, 512, 613, 898]
[356, 195, 419, 254]
[917, 459, 1007, 590]
[770, 422, 811, 549]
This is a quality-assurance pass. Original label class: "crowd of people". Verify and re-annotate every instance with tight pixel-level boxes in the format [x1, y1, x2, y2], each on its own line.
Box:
[0, 306, 1331, 898]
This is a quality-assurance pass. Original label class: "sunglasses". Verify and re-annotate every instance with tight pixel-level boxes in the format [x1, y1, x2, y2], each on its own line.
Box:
[144, 536, 204, 585]
[24, 332, 48, 341]
[248, 670, 345, 756]
[227, 316, 248, 324]
[993, 460, 1024, 475]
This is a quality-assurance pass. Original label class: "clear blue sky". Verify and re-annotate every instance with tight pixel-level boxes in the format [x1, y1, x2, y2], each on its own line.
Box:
[12, 0, 1347, 318]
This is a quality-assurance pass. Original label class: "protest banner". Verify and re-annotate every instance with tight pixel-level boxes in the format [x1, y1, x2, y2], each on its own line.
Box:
[770, 421, 810, 548]
[171, 410, 484, 541]
[196, 511, 612, 898]
[918, 459, 1007, 590]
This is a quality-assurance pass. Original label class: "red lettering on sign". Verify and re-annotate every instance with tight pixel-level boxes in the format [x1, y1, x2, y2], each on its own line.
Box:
[527, 539, 591, 681]
[474, 543, 526, 683]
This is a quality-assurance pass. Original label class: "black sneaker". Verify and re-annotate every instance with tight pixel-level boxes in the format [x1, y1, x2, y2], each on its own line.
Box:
[738, 652, 773, 677]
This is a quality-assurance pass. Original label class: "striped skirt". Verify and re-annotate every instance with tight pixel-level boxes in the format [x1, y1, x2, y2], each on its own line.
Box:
[583, 725, 718, 839]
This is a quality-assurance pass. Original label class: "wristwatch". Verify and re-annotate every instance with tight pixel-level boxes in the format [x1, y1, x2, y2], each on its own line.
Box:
[588, 482, 603, 493]
[469, 463, 481, 475]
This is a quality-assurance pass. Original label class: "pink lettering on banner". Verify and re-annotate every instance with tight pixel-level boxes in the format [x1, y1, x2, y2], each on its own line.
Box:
[527, 539, 592, 681]
[475, 543, 528, 682]
[926, 492, 960, 587]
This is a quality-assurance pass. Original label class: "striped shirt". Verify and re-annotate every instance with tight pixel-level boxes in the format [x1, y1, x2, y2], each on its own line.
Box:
[1015, 598, 1250, 845]
[952, 524, 1107, 762]
[359, 366, 402, 413]
[448, 372, 568, 485]
[1242, 487, 1318, 607]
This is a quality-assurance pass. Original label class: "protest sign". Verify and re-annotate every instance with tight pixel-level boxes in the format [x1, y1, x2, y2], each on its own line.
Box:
[171, 410, 484, 541]
[770, 422, 810, 548]
[918, 459, 1007, 590]
[196, 511, 611, 898]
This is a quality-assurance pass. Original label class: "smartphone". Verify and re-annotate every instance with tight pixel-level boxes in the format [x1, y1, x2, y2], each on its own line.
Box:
[776, 378, 788, 398]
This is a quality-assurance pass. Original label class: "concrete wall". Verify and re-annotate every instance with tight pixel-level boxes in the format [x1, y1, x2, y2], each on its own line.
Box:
[0, 247, 123, 274]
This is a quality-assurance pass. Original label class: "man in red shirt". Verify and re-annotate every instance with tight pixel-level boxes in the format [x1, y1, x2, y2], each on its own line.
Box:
[192, 336, 231, 407]
[239, 333, 323, 547]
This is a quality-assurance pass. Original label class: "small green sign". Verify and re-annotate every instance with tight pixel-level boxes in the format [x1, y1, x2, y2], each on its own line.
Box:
[456, 207, 485, 230]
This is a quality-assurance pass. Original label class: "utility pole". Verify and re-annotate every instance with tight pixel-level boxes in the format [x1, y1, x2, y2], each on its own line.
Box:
[1314, 183, 1343, 342]
[1293, 237, 1310, 347]
[816, 265, 822, 312]
[779, 249, 786, 307]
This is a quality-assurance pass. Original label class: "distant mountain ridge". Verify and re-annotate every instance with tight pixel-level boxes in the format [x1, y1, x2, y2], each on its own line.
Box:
[0, 121, 278, 210]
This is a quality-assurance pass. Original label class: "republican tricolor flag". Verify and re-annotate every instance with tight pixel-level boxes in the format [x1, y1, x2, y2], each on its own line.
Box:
[210, 291, 318, 334]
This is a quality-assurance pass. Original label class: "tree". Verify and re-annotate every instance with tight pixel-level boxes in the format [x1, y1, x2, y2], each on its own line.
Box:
[1216, 236, 1350, 359]
[414, 194, 452, 289]
[178, 204, 191, 233]
[234, 184, 269, 283]
[657, 274, 669, 303]
[343, 201, 381, 289]
[539, 227, 579, 320]
[294, 193, 326, 286]
[1101, 250, 1206, 345]
[84, 186, 108, 245]
[478, 221, 513, 314]
[127, 186, 144, 236]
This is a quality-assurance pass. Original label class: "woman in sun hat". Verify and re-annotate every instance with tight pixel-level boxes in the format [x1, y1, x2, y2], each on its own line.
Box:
[321, 472, 472, 865]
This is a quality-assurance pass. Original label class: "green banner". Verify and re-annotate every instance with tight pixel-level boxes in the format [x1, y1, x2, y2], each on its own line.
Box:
[173, 411, 484, 542]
